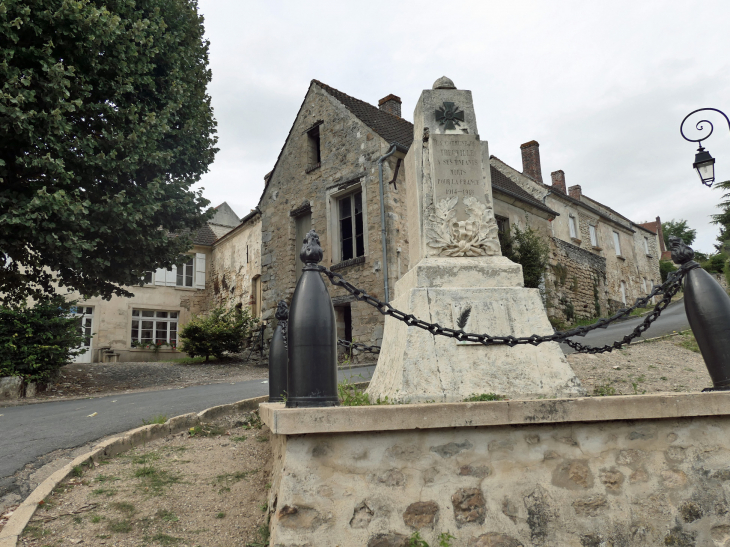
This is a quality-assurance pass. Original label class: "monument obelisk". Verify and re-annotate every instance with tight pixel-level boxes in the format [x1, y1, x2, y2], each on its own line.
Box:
[366, 77, 584, 402]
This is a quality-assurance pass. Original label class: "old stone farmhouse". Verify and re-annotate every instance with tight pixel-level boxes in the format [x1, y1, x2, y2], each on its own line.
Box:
[70, 79, 662, 362]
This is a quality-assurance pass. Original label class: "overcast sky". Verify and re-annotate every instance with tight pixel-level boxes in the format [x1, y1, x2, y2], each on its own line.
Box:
[195, 0, 730, 254]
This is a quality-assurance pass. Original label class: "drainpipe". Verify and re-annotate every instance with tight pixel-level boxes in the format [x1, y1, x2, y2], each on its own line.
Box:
[377, 143, 398, 302]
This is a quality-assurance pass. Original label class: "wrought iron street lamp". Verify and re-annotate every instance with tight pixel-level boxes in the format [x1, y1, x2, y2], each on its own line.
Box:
[680, 107, 730, 187]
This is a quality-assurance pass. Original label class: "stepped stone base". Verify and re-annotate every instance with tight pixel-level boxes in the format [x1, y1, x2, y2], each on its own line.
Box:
[366, 257, 585, 402]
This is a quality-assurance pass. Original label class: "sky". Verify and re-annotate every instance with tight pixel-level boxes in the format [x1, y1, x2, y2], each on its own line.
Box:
[195, 0, 730, 254]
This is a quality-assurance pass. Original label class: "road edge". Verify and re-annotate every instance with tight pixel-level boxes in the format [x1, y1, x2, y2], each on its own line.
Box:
[0, 395, 268, 547]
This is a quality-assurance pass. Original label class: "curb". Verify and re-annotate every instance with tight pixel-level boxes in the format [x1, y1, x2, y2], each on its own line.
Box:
[0, 395, 268, 547]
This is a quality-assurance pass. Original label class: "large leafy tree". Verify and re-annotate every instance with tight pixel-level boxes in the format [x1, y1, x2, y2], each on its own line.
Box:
[661, 219, 696, 248]
[0, 0, 217, 304]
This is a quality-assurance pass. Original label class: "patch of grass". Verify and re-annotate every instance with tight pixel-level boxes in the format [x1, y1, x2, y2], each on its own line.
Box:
[96, 474, 121, 483]
[593, 384, 617, 396]
[630, 306, 652, 317]
[245, 520, 271, 547]
[156, 509, 179, 522]
[338, 379, 391, 406]
[142, 414, 168, 426]
[231, 435, 247, 442]
[256, 435, 268, 443]
[215, 512, 226, 519]
[92, 487, 118, 497]
[259, 502, 268, 513]
[463, 393, 505, 402]
[130, 451, 160, 465]
[660, 376, 668, 381]
[97, 534, 111, 539]
[174, 356, 207, 365]
[685, 367, 695, 372]
[24, 525, 52, 539]
[73, 515, 83, 525]
[72, 465, 83, 477]
[148, 533, 183, 545]
[215, 469, 258, 485]
[91, 514, 104, 523]
[408, 530, 429, 547]
[188, 423, 226, 437]
[236, 410, 264, 430]
[677, 331, 701, 353]
[135, 467, 180, 494]
[648, 365, 657, 369]
[107, 518, 132, 533]
[111, 501, 136, 515]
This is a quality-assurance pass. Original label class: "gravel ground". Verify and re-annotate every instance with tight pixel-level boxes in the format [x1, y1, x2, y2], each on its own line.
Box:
[16, 412, 272, 547]
[566, 330, 710, 395]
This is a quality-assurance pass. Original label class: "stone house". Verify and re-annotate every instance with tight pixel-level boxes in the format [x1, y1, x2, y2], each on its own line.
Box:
[255, 80, 663, 348]
[66, 203, 242, 363]
[494, 141, 662, 322]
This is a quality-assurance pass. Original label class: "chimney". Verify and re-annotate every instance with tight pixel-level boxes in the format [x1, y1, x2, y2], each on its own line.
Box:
[550, 170, 566, 194]
[378, 94, 402, 118]
[568, 185, 582, 200]
[656, 215, 667, 253]
[520, 140, 543, 183]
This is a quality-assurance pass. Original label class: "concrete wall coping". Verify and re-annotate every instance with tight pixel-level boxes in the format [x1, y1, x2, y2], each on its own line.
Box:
[260, 391, 730, 435]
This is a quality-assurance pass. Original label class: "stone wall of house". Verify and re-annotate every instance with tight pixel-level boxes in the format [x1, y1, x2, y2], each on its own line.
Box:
[266, 409, 730, 547]
[204, 214, 262, 313]
[258, 84, 408, 357]
[545, 238, 608, 324]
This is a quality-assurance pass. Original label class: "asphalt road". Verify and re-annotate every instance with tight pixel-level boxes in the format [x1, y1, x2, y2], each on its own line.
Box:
[0, 366, 375, 482]
[561, 299, 690, 353]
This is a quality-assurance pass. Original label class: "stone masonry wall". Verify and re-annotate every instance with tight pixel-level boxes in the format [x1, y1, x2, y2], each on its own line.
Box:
[204, 214, 262, 312]
[259, 84, 408, 357]
[268, 414, 730, 547]
[545, 238, 608, 324]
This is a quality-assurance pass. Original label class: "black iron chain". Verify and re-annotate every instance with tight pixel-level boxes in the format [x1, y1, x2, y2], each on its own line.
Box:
[337, 338, 381, 354]
[318, 262, 696, 354]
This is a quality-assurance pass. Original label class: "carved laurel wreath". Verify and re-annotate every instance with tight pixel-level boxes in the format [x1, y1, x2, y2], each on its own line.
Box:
[427, 196, 500, 257]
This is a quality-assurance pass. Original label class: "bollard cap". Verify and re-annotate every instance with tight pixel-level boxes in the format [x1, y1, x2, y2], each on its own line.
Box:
[669, 236, 695, 265]
[300, 229, 324, 264]
[275, 300, 289, 320]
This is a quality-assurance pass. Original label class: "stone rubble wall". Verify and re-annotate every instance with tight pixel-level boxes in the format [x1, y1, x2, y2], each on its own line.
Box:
[268, 414, 730, 547]
[545, 237, 608, 324]
[258, 85, 408, 359]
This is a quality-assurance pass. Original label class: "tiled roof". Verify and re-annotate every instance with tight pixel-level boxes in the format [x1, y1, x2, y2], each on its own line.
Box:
[490, 165, 558, 216]
[313, 80, 415, 148]
[192, 224, 217, 246]
[637, 221, 658, 235]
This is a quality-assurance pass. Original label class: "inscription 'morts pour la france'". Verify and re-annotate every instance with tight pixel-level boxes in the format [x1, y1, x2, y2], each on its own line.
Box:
[431, 134, 487, 221]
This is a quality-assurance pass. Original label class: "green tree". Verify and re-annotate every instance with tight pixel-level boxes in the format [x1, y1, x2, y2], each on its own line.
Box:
[0, 0, 217, 305]
[180, 306, 259, 361]
[712, 180, 730, 251]
[659, 259, 677, 283]
[500, 225, 550, 289]
[0, 296, 86, 383]
[661, 219, 697, 248]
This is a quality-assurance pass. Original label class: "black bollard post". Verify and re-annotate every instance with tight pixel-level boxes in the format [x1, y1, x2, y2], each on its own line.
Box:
[669, 236, 730, 390]
[268, 301, 289, 403]
[286, 230, 339, 408]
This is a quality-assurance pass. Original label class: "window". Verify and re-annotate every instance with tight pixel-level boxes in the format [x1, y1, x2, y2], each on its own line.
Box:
[613, 231, 622, 256]
[589, 225, 598, 247]
[338, 191, 364, 261]
[569, 216, 578, 239]
[177, 257, 193, 287]
[142, 271, 153, 284]
[642, 278, 647, 293]
[251, 275, 262, 318]
[131, 309, 178, 347]
[620, 281, 627, 305]
[306, 125, 321, 171]
[495, 215, 509, 234]
[644, 236, 650, 255]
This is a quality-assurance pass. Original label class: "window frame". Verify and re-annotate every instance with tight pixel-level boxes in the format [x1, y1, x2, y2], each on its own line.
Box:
[644, 236, 651, 255]
[589, 224, 598, 247]
[568, 215, 578, 239]
[328, 182, 369, 265]
[613, 231, 622, 256]
[131, 309, 179, 348]
[176, 256, 194, 287]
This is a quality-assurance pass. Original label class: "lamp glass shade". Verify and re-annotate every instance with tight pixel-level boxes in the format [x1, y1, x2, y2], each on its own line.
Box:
[694, 149, 716, 187]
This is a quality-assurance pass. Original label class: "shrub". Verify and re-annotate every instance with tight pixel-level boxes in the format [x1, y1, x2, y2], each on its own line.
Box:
[500, 226, 550, 289]
[659, 260, 677, 283]
[0, 297, 86, 383]
[179, 306, 258, 361]
[701, 253, 728, 274]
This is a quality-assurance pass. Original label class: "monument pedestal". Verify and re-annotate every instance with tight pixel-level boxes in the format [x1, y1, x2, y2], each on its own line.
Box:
[366, 257, 585, 402]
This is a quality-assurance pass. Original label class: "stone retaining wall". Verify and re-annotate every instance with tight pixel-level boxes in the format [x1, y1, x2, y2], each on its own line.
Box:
[262, 394, 730, 546]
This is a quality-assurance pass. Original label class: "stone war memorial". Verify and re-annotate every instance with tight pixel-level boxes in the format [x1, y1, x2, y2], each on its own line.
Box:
[260, 79, 730, 546]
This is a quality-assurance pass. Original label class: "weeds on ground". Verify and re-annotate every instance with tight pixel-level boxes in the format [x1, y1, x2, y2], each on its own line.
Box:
[188, 423, 226, 437]
[338, 378, 390, 406]
[677, 330, 700, 353]
[96, 474, 121, 483]
[146, 532, 182, 545]
[216, 512, 226, 519]
[245, 518, 271, 547]
[111, 501, 136, 516]
[23, 525, 52, 539]
[463, 393, 505, 402]
[232, 435, 247, 442]
[156, 509, 179, 522]
[593, 383, 617, 396]
[236, 410, 263, 430]
[407, 531, 456, 547]
[142, 415, 168, 426]
[107, 518, 132, 533]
